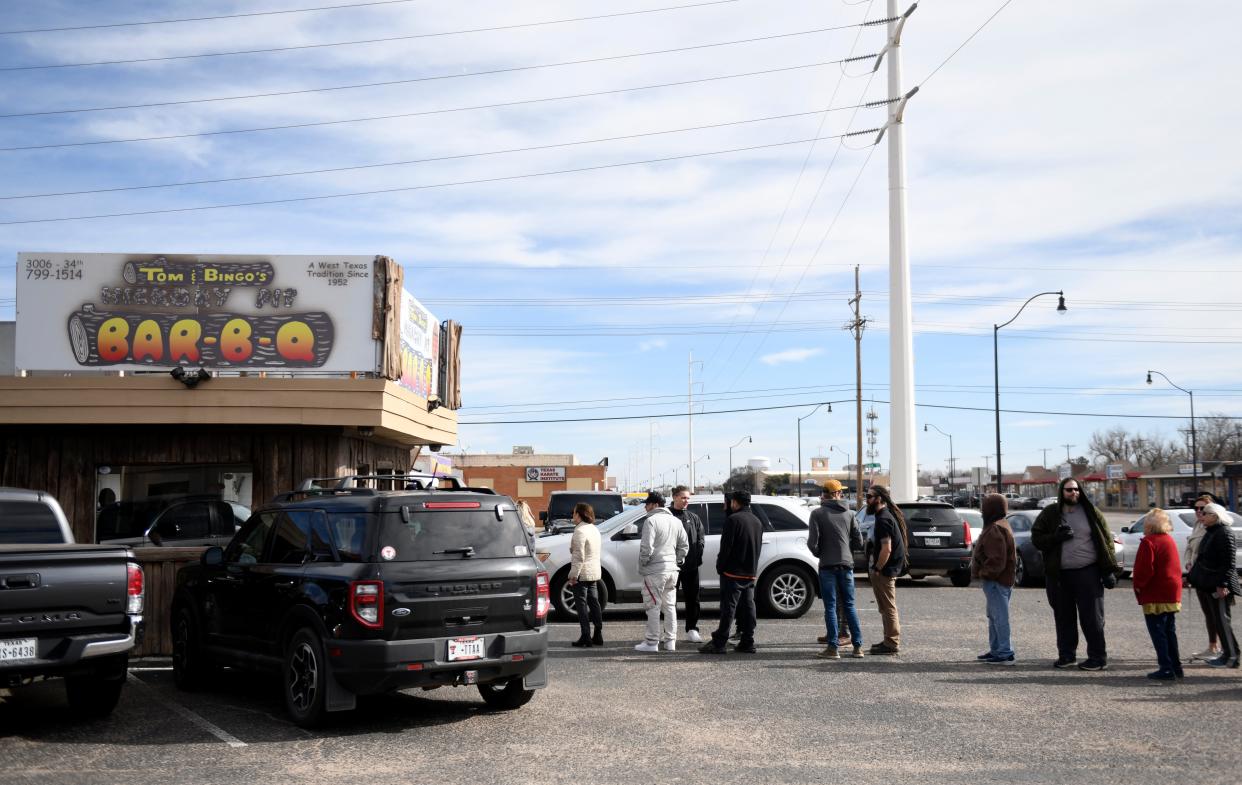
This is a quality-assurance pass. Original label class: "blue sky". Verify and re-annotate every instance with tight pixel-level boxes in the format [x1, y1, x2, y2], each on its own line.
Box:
[2, 0, 1241, 491]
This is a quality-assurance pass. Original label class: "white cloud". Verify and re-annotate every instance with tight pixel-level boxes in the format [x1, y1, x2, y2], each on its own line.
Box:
[759, 347, 822, 366]
[638, 338, 667, 352]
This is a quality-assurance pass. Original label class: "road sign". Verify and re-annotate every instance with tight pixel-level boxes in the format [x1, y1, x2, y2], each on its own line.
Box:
[1106, 464, 1125, 480]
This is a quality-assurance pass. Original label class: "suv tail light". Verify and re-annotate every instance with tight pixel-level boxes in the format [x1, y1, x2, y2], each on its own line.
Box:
[962, 521, 973, 548]
[535, 573, 550, 620]
[350, 580, 384, 628]
[126, 562, 144, 615]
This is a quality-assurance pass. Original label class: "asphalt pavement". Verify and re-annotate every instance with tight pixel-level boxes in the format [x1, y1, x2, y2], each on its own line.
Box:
[1, 573, 1239, 785]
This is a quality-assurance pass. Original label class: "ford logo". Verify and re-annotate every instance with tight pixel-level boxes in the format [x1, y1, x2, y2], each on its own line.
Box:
[391, 608, 411, 617]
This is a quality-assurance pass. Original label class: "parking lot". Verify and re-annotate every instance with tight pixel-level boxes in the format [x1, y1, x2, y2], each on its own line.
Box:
[2, 571, 1240, 785]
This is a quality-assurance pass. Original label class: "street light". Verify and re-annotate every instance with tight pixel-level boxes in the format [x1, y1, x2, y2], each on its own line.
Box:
[924, 423, 955, 493]
[728, 436, 752, 482]
[691, 454, 710, 492]
[796, 403, 832, 498]
[1147, 370, 1197, 494]
[994, 290, 1066, 492]
[830, 445, 853, 502]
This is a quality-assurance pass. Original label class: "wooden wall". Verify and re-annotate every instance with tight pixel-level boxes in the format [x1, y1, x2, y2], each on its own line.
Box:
[132, 546, 205, 657]
[0, 424, 415, 543]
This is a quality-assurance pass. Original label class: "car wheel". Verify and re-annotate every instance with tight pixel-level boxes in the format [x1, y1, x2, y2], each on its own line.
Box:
[64, 654, 127, 719]
[551, 573, 609, 621]
[477, 676, 536, 710]
[1015, 554, 1035, 587]
[757, 565, 816, 619]
[949, 570, 972, 588]
[284, 628, 328, 728]
[172, 606, 215, 691]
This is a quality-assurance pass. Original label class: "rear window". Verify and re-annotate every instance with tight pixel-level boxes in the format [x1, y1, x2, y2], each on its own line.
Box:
[547, 494, 624, 522]
[0, 500, 65, 544]
[901, 505, 963, 526]
[376, 511, 531, 561]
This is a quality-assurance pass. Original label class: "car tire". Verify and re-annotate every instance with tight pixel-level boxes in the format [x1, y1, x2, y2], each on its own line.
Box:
[64, 654, 127, 719]
[757, 565, 816, 619]
[477, 676, 536, 710]
[172, 606, 215, 691]
[551, 572, 609, 622]
[1015, 554, 1035, 587]
[949, 570, 972, 588]
[284, 628, 328, 728]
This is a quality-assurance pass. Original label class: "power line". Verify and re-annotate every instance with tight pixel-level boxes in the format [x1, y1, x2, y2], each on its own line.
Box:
[2, 4, 887, 71]
[0, 61, 878, 152]
[0, 131, 885, 225]
[0, 37, 878, 119]
[1, 105, 895, 200]
[919, 0, 1019, 86]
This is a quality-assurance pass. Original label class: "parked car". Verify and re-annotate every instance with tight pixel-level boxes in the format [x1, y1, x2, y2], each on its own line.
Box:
[1035, 496, 1058, 509]
[97, 495, 249, 548]
[854, 501, 974, 586]
[171, 478, 549, 727]
[1118, 507, 1242, 577]
[539, 490, 625, 536]
[535, 494, 823, 620]
[958, 508, 984, 546]
[0, 487, 144, 719]
[1008, 510, 1126, 587]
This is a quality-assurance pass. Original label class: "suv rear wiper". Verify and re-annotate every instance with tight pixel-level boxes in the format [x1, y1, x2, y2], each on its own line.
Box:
[434, 546, 475, 557]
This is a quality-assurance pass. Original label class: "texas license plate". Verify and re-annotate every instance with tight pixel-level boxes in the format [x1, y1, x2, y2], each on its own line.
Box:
[447, 636, 485, 662]
[0, 637, 37, 662]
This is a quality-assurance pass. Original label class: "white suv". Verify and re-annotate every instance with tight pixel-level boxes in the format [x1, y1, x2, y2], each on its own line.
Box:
[534, 494, 822, 620]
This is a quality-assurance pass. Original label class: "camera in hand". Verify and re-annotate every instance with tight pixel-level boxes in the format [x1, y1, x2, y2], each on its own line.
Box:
[1054, 522, 1075, 542]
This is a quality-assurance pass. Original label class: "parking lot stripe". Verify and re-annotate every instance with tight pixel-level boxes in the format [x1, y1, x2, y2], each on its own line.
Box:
[127, 674, 248, 748]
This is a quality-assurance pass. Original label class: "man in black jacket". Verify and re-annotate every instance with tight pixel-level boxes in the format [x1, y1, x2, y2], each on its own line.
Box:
[669, 485, 706, 643]
[700, 490, 763, 654]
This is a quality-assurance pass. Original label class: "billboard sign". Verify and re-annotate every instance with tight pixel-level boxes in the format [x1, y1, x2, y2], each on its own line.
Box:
[16, 252, 379, 373]
[395, 288, 439, 401]
[1178, 463, 1203, 475]
[1105, 464, 1125, 480]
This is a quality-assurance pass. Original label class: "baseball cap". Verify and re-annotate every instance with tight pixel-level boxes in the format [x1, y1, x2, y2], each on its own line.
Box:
[822, 479, 843, 494]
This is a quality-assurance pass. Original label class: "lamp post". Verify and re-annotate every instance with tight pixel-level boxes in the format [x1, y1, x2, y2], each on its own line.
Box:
[796, 403, 832, 498]
[728, 436, 752, 484]
[995, 291, 1066, 493]
[924, 423, 955, 493]
[1147, 370, 1197, 494]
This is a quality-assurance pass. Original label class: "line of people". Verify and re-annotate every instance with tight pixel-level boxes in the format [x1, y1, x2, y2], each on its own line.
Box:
[563, 478, 1240, 676]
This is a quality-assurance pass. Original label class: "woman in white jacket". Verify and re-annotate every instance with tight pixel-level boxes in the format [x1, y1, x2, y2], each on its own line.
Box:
[569, 503, 604, 647]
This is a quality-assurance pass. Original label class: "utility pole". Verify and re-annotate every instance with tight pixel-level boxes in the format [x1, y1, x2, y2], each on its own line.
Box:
[1062, 443, 1074, 462]
[1040, 447, 1050, 468]
[648, 420, 655, 491]
[688, 352, 702, 492]
[884, 0, 919, 502]
[845, 264, 869, 505]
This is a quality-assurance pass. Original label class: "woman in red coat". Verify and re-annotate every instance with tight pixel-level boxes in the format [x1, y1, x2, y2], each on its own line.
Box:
[1131, 508, 1183, 680]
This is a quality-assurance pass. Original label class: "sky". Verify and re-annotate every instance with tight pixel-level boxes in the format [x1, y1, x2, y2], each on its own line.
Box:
[2, 0, 1241, 492]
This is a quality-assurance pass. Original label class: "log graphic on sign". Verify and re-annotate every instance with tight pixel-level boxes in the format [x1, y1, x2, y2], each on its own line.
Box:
[67, 304, 334, 367]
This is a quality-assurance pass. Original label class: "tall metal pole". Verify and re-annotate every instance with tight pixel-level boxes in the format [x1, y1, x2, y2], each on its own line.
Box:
[1147, 370, 1198, 494]
[996, 291, 1066, 494]
[886, 0, 917, 502]
[688, 351, 694, 493]
[849, 265, 866, 506]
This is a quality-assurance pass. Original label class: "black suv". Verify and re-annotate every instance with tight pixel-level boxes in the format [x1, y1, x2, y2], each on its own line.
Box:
[855, 501, 974, 586]
[171, 476, 549, 727]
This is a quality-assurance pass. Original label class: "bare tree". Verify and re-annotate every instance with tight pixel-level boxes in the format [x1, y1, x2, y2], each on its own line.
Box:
[1088, 427, 1134, 465]
[1131, 432, 1185, 468]
[1195, 413, 1242, 462]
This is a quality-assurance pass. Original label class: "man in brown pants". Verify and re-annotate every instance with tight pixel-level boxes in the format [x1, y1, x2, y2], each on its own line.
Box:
[866, 485, 907, 655]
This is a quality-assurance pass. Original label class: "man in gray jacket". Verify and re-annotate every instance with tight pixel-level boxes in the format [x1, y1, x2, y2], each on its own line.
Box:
[808, 479, 865, 658]
[636, 491, 689, 653]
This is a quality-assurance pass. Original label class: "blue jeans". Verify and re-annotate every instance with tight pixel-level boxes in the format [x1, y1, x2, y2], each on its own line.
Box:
[982, 579, 1014, 658]
[819, 567, 862, 647]
[1144, 612, 1181, 675]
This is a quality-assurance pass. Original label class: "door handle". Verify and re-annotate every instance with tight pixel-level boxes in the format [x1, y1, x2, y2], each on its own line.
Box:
[274, 579, 297, 588]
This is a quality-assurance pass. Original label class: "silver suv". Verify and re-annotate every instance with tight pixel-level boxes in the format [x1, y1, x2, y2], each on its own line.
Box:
[535, 494, 822, 620]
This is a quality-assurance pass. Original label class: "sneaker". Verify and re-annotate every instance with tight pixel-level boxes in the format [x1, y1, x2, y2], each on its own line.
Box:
[663, 641, 676, 652]
[732, 643, 757, 654]
[698, 642, 727, 654]
[816, 635, 830, 644]
[686, 629, 703, 644]
[816, 646, 840, 660]
[634, 641, 659, 653]
[986, 654, 1016, 666]
[977, 652, 995, 661]
[1206, 656, 1232, 669]
[1192, 648, 1221, 661]
[850, 645, 865, 659]
[1053, 656, 1076, 669]
[837, 635, 852, 648]
[869, 643, 899, 656]
[1174, 668, 1185, 679]
[571, 638, 591, 648]
[729, 631, 741, 641]
[1147, 669, 1176, 680]
[1078, 659, 1107, 671]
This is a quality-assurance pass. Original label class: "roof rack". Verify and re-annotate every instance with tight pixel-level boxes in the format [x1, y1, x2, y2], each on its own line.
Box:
[286, 474, 499, 495]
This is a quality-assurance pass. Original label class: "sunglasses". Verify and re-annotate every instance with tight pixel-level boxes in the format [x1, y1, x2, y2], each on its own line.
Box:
[1063, 488, 1081, 493]
[1195, 507, 1206, 513]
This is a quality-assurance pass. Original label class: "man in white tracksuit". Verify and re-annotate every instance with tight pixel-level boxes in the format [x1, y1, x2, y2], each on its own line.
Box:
[635, 491, 689, 653]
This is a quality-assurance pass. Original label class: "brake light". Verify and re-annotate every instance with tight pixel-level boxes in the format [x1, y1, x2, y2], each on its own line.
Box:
[126, 562, 144, 615]
[424, 501, 481, 509]
[350, 580, 384, 628]
[535, 572, 550, 619]
[962, 521, 973, 548]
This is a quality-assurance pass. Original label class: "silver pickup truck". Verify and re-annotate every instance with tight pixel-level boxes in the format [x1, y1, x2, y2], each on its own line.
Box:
[0, 488, 145, 718]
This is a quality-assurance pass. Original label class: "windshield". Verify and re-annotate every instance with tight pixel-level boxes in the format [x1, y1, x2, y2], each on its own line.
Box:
[546, 494, 624, 521]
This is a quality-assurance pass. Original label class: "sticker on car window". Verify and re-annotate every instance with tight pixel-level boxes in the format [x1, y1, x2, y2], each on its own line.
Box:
[380, 545, 397, 561]
[514, 545, 529, 556]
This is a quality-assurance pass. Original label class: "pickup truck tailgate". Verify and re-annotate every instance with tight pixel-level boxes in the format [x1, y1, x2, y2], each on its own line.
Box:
[0, 544, 134, 647]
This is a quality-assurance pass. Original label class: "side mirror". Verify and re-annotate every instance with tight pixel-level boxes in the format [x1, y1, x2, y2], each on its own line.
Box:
[612, 523, 641, 541]
[1120, 526, 1130, 534]
[201, 546, 224, 567]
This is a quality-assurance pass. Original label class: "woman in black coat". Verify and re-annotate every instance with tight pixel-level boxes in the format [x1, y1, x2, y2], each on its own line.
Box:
[1189, 503, 1240, 668]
